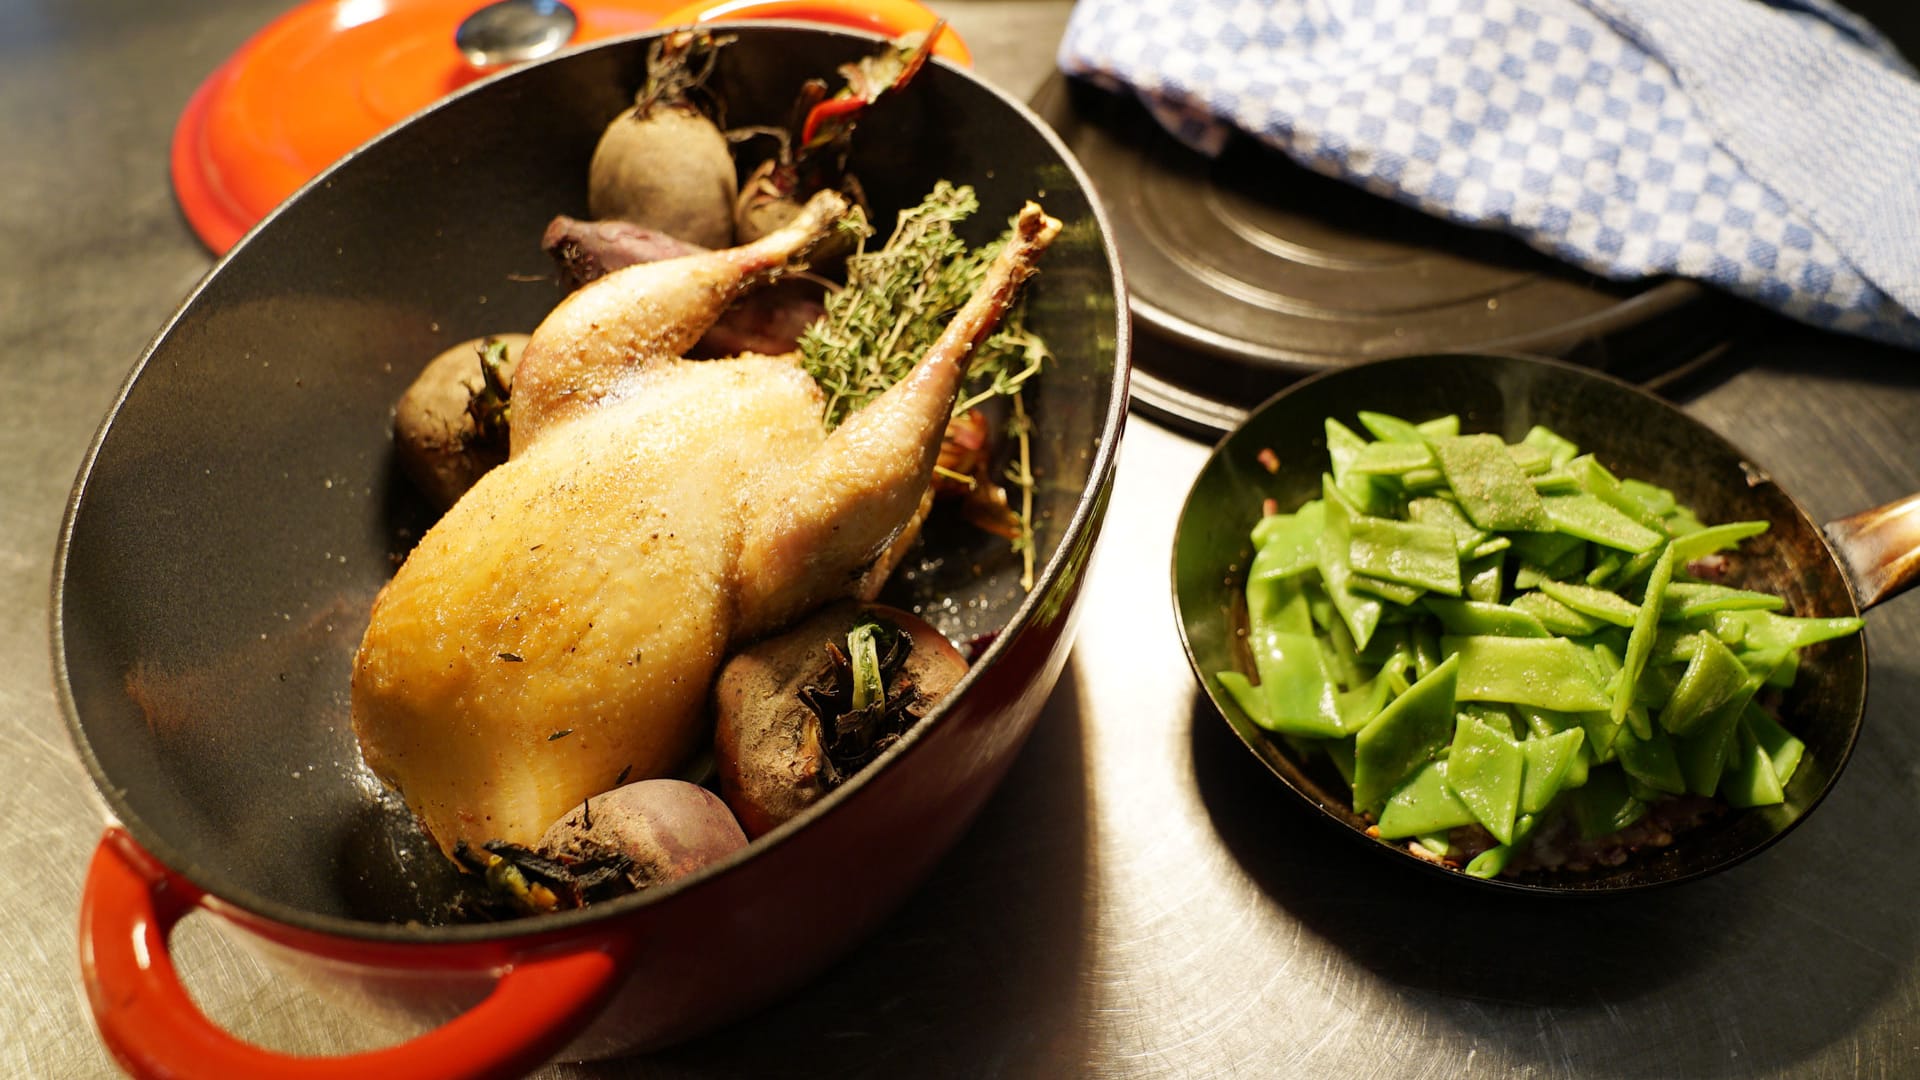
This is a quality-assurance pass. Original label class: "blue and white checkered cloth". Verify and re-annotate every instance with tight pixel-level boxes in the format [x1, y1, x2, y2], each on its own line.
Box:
[1058, 0, 1920, 347]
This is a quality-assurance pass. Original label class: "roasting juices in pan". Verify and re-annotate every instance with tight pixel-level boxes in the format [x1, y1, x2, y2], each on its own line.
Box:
[352, 29, 1060, 918]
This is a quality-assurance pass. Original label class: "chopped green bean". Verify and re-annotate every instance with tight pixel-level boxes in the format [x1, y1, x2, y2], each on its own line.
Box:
[1317, 477, 1384, 651]
[1429, 434, 1552, 532]
[1669, 520, 1770, 563]
[1357, 410, 1427, 443]
[1614, 726, 1687, 795]
[1464, 813, 1539, 878]
[1511, 591, 1607, 636]
[1613, 543, 1674, 725]
[1349, 573, 1426, 606]
[1353, 654, 1461, 812]
[1215, 671, 1266, 726]
[1618, 477, 1676, 517]
[1348, 515, 1462, 595]
[1376, 760, 1478, 838]
[1350, 440, 1433, 475]
[1662, 632, 1753, 737]
[1743, 702, 1805, 788]
[1467, 536, 1512, 561]
[1676, 685, 1750, 797]
[1425, 598, 1552, 638]
[1249, 500, 1325, 582]
[1510, 529, 1584, 569]
[1447, 715, 1525, 843]
[1520, 728, 1586, 813]
[1326, 419, 1391, 516]
[1443, 635, 1610, 712]
[1659, 582, 1786, 620]
[1543, 493, 1665, 553]
[1714, 610, 1865, 652]
[1720, 717, 1786, 808]
[1532, 468, 1585, 495]
[1566, 455, 1667, 532]
[1538, 580, 1642, 627]
[1407, 496, 1489, 556]
[1522, 425, 1581, 469]
[1507, 443, 1553, 476]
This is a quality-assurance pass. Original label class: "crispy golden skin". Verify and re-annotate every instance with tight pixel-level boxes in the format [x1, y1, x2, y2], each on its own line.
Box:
[353, 191, 1060, 856]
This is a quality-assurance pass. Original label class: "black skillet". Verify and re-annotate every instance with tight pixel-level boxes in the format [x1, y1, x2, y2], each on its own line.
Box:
[1172, 352, 1918, 894]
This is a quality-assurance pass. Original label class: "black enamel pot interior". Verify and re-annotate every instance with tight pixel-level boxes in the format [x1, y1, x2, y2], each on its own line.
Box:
[1172, 352, 1875, 895]
[55, 24, 1127, 1068]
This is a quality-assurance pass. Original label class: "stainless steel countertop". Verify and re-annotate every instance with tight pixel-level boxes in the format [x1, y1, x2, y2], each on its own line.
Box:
[7, 2, 1920, 1077]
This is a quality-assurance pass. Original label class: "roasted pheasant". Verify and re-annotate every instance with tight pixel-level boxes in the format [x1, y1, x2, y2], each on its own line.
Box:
[352, 189, 1061, 857]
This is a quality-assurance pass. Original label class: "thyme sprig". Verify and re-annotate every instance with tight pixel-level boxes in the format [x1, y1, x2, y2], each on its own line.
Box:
[798, 181, 1044, 427]
[1005, 392, 1037, 591]
[797, 182, 1049, 588]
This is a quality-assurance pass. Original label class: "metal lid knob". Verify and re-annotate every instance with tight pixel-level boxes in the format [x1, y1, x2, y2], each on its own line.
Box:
[455, 0, 579, 70]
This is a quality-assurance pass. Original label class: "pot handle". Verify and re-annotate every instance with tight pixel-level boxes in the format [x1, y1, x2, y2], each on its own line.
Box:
[80, 826, 631, 1080]
[1825, 492, 1920, 611]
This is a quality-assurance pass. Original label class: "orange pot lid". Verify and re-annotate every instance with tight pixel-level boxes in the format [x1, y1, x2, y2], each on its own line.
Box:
[171, 0, 970, 254]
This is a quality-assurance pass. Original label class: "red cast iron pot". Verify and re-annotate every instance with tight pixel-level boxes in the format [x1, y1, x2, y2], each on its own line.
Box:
[56, 25, 1128, 1077]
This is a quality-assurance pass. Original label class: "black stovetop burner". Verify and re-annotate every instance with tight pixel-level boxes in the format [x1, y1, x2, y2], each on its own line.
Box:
[1032, 76, 1739, 437]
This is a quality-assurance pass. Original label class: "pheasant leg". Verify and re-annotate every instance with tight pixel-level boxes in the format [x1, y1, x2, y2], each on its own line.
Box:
[730, 203, 1062, 640]
[511, 189, 850, 453]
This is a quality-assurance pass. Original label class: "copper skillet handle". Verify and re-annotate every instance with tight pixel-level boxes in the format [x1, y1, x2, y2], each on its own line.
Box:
[81, 827, 634, 1080]
[1825, 493, 1920, 610]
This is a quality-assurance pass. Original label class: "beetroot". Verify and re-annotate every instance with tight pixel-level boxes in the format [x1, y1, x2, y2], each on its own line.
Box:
[537, 779, 748, 892]
[587, 31, 737, 248]
[393, 333, 524, 510]
[713, 602, 967, 836]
